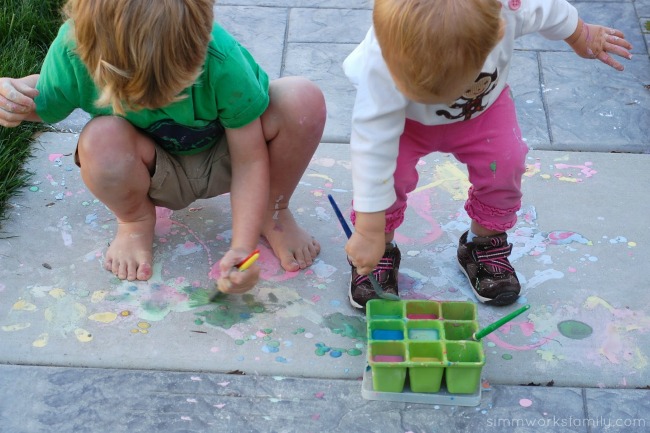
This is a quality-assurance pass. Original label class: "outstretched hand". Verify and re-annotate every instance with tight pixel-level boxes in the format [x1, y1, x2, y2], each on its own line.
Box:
[566, 20, 633, 71]
[0, 77, 39, 127]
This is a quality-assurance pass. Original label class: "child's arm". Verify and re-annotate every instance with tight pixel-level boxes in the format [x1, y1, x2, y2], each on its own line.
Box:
[0, 75, 42, 127]
[564, 18, 632, 71]
[216, 118, 269, 294]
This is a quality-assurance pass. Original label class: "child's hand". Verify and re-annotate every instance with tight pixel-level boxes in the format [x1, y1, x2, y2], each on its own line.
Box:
[216, 249, 260, 294]
[565, 20, 632, 71]
[0, 77, 39, 127]
[346, 231, 385, 276]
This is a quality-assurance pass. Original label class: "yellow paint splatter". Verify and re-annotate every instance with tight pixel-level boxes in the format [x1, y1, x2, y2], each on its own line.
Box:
[12, 300, 37, 311]
[130, 328, 139, 334]
[556, 176, 579, 183]
[137, 321, 151, 329]
[628, 242, 636, 247]
[33, 333, 49, 348]
[120, 310, 131, 317]
[75, 303, 87, 316]
[49, 288, 66, 299]
[74, 328, 93, 342]
[536, 349, 565, 363]
[633, 347, 648, 370]
[524, 163, 540, 177]
[307, 173, 334, 183]
[540, 174, 551, 179]
[584, 296, 614, 313]
[1, 323, 31, 332]
[88, 312, 118, 323]
[91, 290, 108, 303]
[413, 161, 470, 200]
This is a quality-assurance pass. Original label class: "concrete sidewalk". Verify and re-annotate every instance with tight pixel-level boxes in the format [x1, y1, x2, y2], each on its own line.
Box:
[1, 1, 649, 432]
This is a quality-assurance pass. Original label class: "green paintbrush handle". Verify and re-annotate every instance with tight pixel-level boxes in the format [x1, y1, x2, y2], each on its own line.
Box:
[474, 304, 531, 341]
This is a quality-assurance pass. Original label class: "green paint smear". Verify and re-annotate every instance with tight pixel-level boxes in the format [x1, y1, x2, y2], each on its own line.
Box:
[347, 348, 363, 356]
[502, 353, 513, 360]
[196, 306, 241, 329]
[182, 287, 215, 308]
[322, 313, 367, 340]
[182, 288, 268, 329]
[557, 320, 593, 340]
[194, 298, 266, 330]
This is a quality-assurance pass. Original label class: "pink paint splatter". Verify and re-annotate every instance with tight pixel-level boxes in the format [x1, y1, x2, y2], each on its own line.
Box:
[519, 398, 533, 407]
[486, 330, 560, 352]
[48, 153, 64, 162]
[208, 246, 300, 282]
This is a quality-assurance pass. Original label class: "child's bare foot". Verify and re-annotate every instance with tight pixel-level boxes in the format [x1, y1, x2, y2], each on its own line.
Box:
[262, 208, 320, 272]
[104, 217, 155, 281]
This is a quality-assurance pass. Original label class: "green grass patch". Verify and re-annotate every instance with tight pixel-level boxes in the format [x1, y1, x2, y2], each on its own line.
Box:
[0, 0, 65, 226]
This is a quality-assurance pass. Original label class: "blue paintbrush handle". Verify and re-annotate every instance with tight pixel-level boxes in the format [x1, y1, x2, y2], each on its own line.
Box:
[327, 194, 400, 302]
[327, 194, 353, 238]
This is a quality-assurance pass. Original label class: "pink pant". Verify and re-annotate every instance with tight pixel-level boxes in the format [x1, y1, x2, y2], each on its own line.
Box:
[355, 87, 528, 233]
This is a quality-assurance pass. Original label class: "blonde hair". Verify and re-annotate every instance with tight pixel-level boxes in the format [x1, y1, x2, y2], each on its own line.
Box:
[64, 0, 214, 114]
[373, 0, 503, 101]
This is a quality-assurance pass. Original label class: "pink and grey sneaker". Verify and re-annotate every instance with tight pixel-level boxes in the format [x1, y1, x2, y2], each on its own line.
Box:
[349, 243, 401, 310]
[457, 231, 520, 306]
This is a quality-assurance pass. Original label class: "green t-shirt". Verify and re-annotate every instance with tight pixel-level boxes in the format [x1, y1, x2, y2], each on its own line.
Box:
[35, 21, 270, 155]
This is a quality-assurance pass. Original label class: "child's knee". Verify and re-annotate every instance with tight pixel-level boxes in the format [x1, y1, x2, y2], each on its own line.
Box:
[77, 116, 147, 168]
[270, 77, 326, 131]
[79, 117, 132, 151]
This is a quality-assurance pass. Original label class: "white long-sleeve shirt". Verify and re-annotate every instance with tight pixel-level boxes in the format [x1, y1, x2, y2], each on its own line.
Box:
[343, 0, 579, 213]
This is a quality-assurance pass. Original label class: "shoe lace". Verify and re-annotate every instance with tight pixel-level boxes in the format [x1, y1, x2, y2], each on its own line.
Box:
[353, 256, 395, 285]
[474, 243, 514, 275]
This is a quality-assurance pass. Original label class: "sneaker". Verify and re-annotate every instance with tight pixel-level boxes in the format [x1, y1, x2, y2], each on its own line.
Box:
[349, 243, 401, 310]
[457, 231, 520, 306]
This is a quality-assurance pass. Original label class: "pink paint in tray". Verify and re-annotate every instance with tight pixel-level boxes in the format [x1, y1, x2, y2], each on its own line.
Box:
[373, 355, 405, 363]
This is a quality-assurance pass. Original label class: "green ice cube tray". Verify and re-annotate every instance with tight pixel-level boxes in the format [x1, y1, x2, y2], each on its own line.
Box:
[366, 299, 485, 394]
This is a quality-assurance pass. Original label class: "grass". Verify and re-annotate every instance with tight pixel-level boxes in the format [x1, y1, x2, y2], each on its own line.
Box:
[0, 0, 65, 227]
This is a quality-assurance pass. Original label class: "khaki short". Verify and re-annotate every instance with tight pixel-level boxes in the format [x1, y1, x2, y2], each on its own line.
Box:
[75, 135, 232, 210]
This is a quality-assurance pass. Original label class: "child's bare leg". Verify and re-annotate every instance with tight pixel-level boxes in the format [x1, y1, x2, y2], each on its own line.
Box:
[77, 116, 157, 281]
[260, 77, 326, 271]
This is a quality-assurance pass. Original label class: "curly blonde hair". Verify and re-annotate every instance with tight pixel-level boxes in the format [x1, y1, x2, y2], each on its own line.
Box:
[373, 0, 503, 102]
[64, 0, 214, 114]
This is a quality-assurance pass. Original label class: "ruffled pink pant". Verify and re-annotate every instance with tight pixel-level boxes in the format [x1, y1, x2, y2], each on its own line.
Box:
[353, 87, 528, 233]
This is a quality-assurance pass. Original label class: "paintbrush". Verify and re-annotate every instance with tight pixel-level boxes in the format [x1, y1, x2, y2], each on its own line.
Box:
[327, 194, 400, 301]
[209, 249, 261, 302]
[473, 304, 531, 341]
